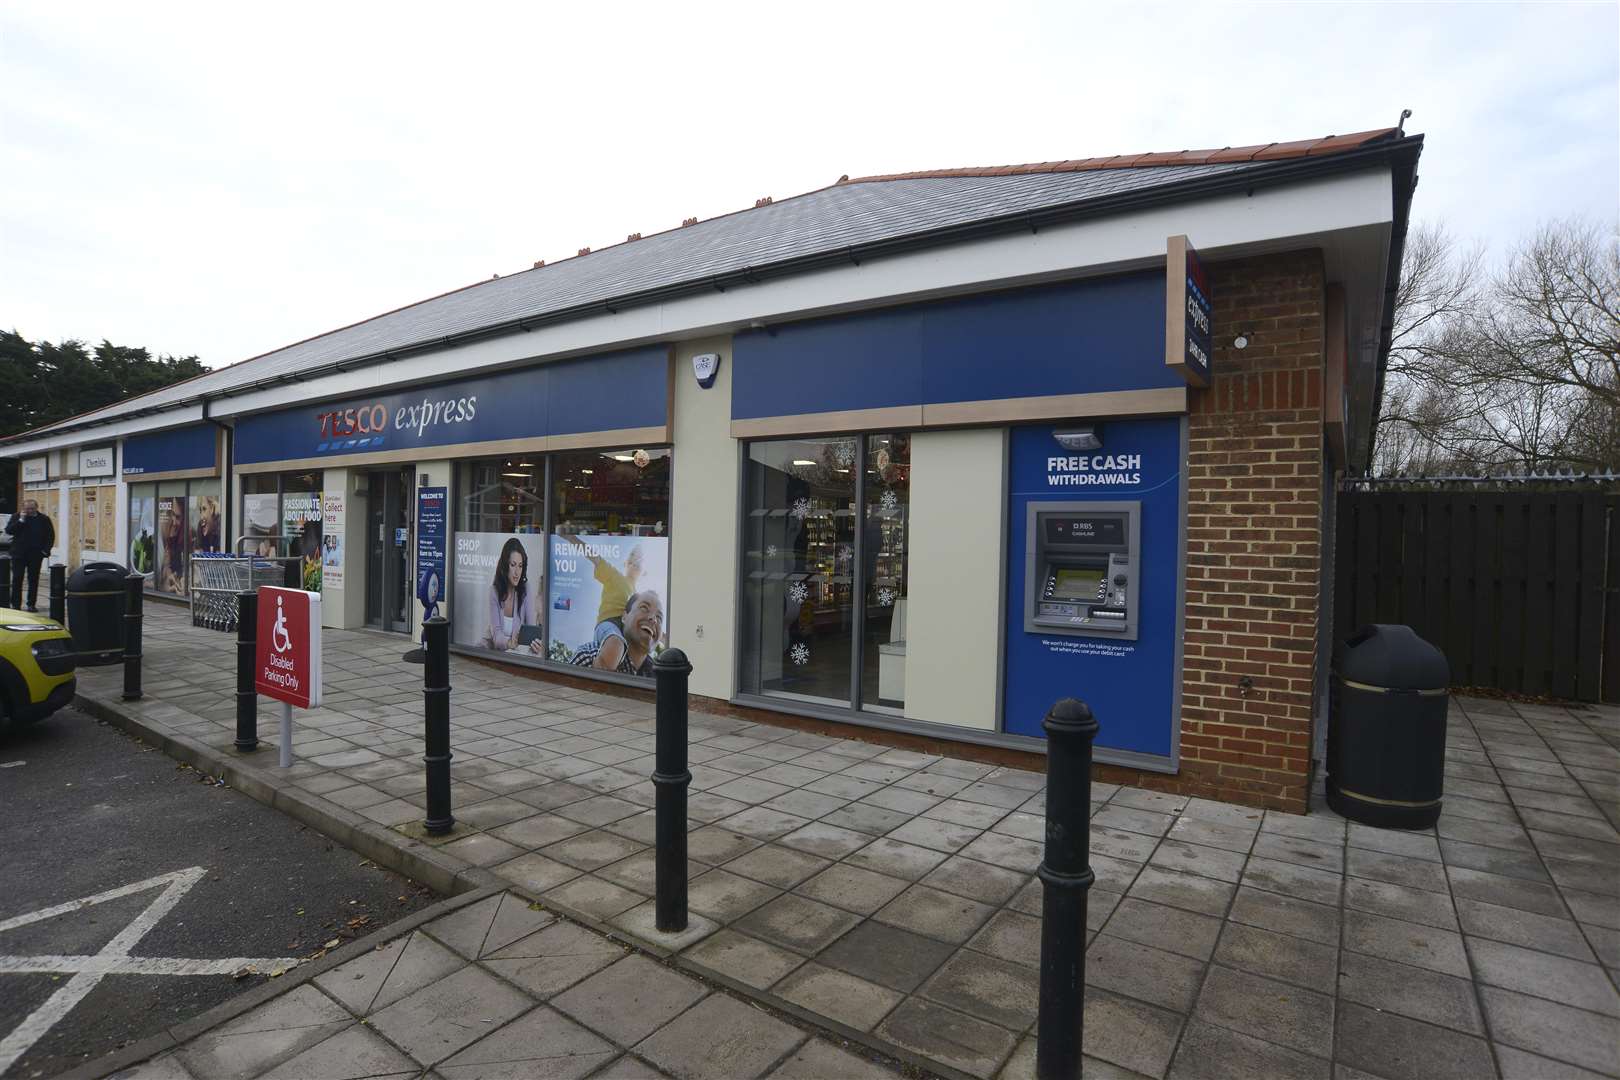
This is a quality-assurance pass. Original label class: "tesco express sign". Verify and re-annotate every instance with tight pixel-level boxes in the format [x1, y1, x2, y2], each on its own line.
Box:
[317, 394, 478, 440]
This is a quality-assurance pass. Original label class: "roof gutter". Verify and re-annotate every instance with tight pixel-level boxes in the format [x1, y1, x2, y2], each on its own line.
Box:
[3, 137, 1423, 449]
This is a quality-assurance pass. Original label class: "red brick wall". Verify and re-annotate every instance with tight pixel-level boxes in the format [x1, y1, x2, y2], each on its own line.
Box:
[1098, 248, 1326, 813]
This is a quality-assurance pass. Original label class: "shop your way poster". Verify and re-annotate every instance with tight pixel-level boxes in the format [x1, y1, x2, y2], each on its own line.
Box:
[451, 532, 546, 655]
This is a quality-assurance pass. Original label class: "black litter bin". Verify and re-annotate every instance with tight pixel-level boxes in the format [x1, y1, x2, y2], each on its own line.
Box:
[1328, 624, 1450, 829]
[66, 561, 129, 666]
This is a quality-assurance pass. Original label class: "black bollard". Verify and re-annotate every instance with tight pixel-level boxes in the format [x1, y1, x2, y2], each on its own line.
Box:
[422, 616, 454, 835]
[235, 590, 259, 751]
[1036, 698, 1100, 1080]
[48, 564, 65, 624]
[652, 647, 693, 933]
[122, 574, 143, 701]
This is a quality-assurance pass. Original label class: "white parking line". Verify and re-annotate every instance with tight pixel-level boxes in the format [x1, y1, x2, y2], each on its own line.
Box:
[0, 867, 301, 1073]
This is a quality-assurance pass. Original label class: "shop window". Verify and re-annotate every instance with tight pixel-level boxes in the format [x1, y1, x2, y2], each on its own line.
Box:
[241, 474, 280, 556]
[190, 480, 222, 556]
[155, 482, 189, 595]
[447, 448, 671, 679]
[861, 434, 910, 712]
[452, 458, 547, 657]
[741, 434, 912, 713]
[548, 449, 670, 676]
[128, 483, 156, 579]
[281, 472, 323, 591]
[740, 437, 859, 705]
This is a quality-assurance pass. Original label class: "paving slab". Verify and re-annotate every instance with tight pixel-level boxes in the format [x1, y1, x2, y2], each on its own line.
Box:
[368, 964, 532, 1065]
[1336, 1001, 1496, 1080]
[636, 993, 806, 1079]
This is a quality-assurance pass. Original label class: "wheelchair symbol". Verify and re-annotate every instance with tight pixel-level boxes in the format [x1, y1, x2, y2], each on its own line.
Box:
[271, 596, 293, 654]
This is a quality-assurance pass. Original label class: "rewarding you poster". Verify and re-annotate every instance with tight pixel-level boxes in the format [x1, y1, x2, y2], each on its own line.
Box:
[548, 534, 668, 677]
[452, 532, 546, 655]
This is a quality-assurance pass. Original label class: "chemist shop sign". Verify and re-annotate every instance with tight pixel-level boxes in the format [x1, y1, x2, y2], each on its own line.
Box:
[1046, 453, 1144, 488]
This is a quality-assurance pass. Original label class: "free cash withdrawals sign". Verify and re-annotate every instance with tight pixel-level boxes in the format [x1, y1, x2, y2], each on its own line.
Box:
[255, 586, 323, 709]
[1165, 234, 1213, 387]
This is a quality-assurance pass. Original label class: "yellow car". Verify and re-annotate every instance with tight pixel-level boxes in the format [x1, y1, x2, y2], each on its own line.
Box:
[0, 607, 77, 733]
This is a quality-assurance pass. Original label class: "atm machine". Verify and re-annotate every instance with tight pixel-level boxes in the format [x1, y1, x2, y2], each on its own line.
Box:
[1002, 418, 1184, 770]
[1025, 502, 1139, 640]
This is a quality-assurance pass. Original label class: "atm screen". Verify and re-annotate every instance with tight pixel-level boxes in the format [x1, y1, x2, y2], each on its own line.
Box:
[1050, 567, 1103, 599]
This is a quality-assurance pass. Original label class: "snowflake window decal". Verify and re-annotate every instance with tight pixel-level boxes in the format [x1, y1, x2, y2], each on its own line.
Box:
[766, 544, 778, 558]
[787, 581, 808, 605]
[834, 441, 855, 467]
[790, 642, 811, 666]
[790, 497, 812, 520]
[880, 489, 898, 514]
[877, 587, 896, 607]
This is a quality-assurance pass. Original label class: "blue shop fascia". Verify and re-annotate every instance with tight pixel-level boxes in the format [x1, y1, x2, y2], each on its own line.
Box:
[0, 127, 1420, 778]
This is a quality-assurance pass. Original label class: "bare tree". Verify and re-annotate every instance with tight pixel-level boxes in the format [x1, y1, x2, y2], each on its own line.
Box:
[1373, 218, 1620, 475]
[1373, 225, 1486, 472]
[1474, 220, 1620, 469]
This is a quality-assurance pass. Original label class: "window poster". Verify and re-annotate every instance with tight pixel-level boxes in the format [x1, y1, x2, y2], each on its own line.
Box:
[97, 486, 116, 552]
[548, 533, 668, 677]
[321, 492, 345, 591]
[68, 489, 83, 568]
[129, 494, 155, 576]
[451, 532, 546, 655]
[81, 488, 98, 550]
[282, 491, 322, 591]
[191, 492, 221, 554]
[244, 493, 279, 556]
[157, 495, 188, 595]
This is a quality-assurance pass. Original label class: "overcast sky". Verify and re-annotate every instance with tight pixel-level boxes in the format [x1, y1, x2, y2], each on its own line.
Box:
[2, 1, 1615, 370]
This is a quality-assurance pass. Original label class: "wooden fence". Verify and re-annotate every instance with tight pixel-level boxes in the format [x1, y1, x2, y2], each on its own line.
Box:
[1334, 487, 1620, 702]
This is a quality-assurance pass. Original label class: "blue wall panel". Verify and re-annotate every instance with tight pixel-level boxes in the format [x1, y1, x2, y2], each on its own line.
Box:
[122, 425, 216, 475]
[733, 272, 1174, 420]
[1003, 418, 1184, 761]
[547, 346, 669, 437]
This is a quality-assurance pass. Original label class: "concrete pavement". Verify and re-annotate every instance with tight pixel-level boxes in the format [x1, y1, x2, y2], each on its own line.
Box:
[73, 604, 1620, 1079]
[107, 890, 907, 1080]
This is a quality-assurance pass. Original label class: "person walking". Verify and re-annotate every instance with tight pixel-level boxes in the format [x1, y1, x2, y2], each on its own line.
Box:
[6, 499, 55, 612]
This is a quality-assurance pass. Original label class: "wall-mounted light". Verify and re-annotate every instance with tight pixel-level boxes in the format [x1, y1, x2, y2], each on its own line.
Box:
[1233, 330, 1253, 350]
[1052, 426, 1102, 452]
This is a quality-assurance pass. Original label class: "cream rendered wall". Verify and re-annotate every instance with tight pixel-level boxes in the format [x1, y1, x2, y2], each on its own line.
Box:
[903, 428, 1006, 732]
[669, 337, 738, 700]
[319, 467, 367, 629]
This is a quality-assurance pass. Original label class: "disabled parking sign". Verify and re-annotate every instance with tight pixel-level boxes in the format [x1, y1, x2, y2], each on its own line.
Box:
[255, 586, 322, 709]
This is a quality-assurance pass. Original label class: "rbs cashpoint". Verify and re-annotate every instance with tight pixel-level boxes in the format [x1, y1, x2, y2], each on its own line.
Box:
[1004, 417, 1185, 770]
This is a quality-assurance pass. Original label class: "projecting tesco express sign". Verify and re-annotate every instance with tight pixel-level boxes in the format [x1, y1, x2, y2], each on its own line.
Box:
[314, 394, 478, 452]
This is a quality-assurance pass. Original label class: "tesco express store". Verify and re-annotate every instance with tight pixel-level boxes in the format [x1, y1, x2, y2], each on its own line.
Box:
[0, 127, 1421, 811]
